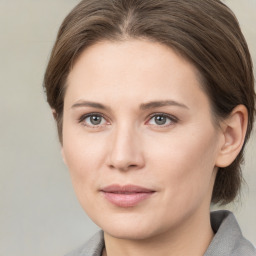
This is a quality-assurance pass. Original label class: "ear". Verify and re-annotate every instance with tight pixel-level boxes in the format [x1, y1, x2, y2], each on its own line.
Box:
[52, 109, 66, 164]
[52, 109, 58, 121]
[215, 105, 248, 168]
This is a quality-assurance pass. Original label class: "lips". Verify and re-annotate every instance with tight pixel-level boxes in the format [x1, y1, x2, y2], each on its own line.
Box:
[100, 184, 155, 208]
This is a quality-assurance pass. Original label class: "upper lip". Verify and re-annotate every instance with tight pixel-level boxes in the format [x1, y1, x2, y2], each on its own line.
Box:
[101, 184, 155, 193]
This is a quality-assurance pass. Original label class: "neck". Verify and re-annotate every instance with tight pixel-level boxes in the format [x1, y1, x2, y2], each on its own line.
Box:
[103, 209, 214, 256]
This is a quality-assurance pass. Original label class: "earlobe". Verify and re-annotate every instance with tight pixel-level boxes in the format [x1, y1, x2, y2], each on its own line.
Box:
[52, 109, 66, 163]
[215, 105, 248, 168]
[52, 109, 58, 121]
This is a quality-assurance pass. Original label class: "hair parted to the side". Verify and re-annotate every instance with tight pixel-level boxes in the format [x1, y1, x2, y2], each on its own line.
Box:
[44, 0, 255, 205]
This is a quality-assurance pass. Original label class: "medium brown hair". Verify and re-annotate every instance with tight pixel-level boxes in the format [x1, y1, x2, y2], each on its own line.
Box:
[44, 0, 255, 204]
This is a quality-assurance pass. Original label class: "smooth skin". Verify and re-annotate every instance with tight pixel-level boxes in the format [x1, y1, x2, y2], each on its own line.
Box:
[60, 39, 248, 256]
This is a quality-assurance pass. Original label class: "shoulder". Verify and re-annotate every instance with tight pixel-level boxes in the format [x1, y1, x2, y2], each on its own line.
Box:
[65, 230, 104, 256]
[205, 210, 256, 256]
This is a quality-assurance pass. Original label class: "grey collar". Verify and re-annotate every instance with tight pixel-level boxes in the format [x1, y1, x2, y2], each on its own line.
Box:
[205, 210, 256, 255]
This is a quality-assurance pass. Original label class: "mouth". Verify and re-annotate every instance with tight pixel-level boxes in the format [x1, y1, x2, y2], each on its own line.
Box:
[100, 184, 156, 208]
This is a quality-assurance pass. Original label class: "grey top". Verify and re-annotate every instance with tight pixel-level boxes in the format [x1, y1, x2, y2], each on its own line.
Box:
[65, 210, 256, 256]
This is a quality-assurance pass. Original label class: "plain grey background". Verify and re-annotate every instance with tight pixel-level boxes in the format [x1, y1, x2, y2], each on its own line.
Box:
[0, 0, 255, 255]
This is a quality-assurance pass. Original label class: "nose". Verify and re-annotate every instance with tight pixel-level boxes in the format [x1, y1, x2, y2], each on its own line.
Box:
[107, 125, 145, 172]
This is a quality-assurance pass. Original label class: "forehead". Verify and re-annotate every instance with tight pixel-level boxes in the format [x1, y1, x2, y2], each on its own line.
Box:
[65, 39, 210, 112]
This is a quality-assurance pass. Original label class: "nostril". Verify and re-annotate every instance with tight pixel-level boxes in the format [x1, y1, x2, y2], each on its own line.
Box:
[107, 141, 145, 171]
[108, 163, 139, 172]
[109, 164, 115, 169]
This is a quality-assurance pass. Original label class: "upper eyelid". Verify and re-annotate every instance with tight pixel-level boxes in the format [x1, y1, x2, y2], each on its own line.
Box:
[148, 112, 178, 119]
[79, 112, 108, 119]
[78, 112, 177, 119]
[78, 112, 110, 125]
[78, 112, 178, 127]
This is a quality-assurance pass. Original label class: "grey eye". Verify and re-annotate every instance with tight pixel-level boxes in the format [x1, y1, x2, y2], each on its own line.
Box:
[154, 115, 167, 125]
[81, 114, 107, 126]
[79, 113, 110, 128]
[148, 114, 175, 126]
[89, 115, 102, 125]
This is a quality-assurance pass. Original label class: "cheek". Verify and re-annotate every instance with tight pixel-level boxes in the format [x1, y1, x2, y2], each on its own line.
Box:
[61, 128, 106, 200]
[145, 126, 218, 206]
[63, 120, 106, 168]
[62, 143, 103, 218]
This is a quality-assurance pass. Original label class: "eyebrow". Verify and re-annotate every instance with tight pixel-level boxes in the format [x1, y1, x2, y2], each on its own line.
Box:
[139, 100, 189, 110]
[71, 100, 189, 110]
[72, 101, 108, 110]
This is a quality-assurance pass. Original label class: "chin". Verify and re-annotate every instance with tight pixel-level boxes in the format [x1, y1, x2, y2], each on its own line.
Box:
[90, 211, 169, 241]
[104, 225, 160, 241]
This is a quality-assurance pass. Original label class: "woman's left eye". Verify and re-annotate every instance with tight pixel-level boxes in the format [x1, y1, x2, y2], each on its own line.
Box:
[79, 114, 108, 127]
[147, 114, 177, 126]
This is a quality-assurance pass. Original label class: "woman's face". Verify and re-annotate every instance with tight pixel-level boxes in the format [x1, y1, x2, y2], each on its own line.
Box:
[62, 39, 223, 239]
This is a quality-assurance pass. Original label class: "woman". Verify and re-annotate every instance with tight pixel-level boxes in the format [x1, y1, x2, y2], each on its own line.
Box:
[44, 0, 256, 255]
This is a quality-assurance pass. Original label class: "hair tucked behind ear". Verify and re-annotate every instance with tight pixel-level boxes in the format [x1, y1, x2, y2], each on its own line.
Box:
[44, 0, 255, 205]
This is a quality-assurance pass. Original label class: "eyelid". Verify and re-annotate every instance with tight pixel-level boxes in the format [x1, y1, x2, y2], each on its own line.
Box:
[77, 112, 178, 128]
[78, 112, 110, 127]
[146, 112, 179, 126]
[148, 112, 178, 121]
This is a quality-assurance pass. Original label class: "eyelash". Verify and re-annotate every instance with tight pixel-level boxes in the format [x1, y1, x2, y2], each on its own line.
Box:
[78, 112, 109, 128]
[78, 112, 178, 128]
[147, 113, 178, 127]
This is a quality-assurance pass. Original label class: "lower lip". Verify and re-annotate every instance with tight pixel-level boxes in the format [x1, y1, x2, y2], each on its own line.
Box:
[102, 192, 154, 207]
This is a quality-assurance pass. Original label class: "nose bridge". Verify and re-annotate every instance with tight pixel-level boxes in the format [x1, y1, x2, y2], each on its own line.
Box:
[108, 122, 144, 171]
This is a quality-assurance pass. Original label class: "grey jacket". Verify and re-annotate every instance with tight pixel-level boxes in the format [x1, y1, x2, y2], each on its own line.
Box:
[65, 210, 256, 256]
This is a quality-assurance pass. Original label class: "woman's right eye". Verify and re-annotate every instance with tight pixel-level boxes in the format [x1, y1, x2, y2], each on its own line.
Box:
[79, 114, 109, 127]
